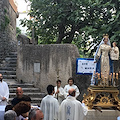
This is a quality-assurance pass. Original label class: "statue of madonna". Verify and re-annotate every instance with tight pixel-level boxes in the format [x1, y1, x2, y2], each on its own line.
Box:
[91, 34, 113, 85]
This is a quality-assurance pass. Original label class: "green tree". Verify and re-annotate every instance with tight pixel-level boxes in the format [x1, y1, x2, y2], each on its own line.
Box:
[22, 0, 120, 57]
[16, 27, 21, 37]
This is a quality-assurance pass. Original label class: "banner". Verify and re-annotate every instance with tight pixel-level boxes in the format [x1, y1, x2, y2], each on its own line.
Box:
[76, 58, 94, 75]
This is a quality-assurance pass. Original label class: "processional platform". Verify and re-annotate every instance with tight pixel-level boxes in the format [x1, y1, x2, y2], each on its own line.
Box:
[83, 85, 120, 109]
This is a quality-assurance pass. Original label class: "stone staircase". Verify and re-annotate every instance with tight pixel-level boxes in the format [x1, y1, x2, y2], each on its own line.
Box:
[0, 52, 46, 106]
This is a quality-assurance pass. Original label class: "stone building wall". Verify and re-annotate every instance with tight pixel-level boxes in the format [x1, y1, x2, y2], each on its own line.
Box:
[0, 0, 17, 59]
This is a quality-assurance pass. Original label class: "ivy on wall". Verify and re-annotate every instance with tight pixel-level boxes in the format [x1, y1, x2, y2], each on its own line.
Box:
[1, 9, 10, 30]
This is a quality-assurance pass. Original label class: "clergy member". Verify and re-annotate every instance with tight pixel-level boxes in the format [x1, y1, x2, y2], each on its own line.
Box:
[117, 116, 120, 120]
[40, 85, 59, 120]
[0, 74, 9, 105]
[54, 80, 65, 105]
[64, 77, 80, 98]
[59, 88, 88, 120]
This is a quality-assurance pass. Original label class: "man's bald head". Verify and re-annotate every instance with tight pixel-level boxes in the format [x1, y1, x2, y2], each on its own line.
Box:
[0, 74, 3, 81]
[36, 110, 44, 120]
[16, 87, 23, 91]
[68, 88, 76, 97]
[16, 87, 23, 98]
[0, 74, 2, 76]
[28, 108, 44, 120]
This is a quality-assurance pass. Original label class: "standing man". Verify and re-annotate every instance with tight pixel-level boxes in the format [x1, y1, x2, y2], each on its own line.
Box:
[0, 74, 9, 105]
[40, 85, 59, 120]
[54, 80, 65, 104]
[59, 88, 88, 120]
[64, 77, 80, 98]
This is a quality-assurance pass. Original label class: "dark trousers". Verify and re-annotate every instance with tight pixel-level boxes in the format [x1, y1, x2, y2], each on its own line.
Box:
[113, 60, 119, 73]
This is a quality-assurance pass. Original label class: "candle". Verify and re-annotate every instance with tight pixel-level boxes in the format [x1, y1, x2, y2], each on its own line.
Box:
[101, 73, 103, 79]
[95, 72, 98, 78]
[109, 74, 111, 82]
[98, 73, 100, 79]
[113, 73, 115, 79]
[104, 77, 107, 86]
[116, 73, 118, 80]
[93, 71, 95, 78]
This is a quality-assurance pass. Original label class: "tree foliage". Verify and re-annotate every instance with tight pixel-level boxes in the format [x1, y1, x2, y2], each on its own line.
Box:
[16, 27, 21, 37]
[21, 0, 120, 57]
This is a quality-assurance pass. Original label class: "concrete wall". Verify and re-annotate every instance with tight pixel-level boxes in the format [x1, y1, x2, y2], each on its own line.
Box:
[17, 45, 75, 86]
[0, 0, 17, 60]
[17, 44, 91, 101]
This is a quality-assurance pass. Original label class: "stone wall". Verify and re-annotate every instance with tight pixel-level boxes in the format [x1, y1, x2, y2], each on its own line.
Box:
[17, 44, 91, 101]
[0, 0, 17, 60]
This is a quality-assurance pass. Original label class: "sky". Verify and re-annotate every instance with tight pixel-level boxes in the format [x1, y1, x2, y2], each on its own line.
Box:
[16, 0, 30, 34]
[16, 0, 29, 12]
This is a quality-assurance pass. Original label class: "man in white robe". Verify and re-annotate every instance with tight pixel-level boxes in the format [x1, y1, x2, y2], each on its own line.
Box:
[117, 116, 120, 120]
[40, 85, 59, 120]
[54, 80, 65, 105]
[0, 74, 9, 105]
[64, 77, 80, 98]
[59, 88, 88, 120]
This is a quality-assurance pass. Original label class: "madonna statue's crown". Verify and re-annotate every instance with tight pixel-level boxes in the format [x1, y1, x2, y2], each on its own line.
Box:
[103, 34, 109, 38]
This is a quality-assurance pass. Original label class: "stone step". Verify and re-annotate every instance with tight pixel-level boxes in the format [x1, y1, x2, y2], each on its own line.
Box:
[0, 56, 16, 60]
[0, 71, 16, 75]
[0, 67, 16, 71]
[9, 52, 17, 55]
[0, 54, 5, 57]
[9, 98, 42, 104]
[3, 75, 17, 79]
[7, 61, 17, 65]
[9, 93, 46, 98]
[0, 58, 4, 61]
[5, 79, 18, 85]
[31, 103, 41, 106]
[5, 57, 17, 61]
[9, 84, 34, 88]
[6, 55, 17, 58]
[2, 59, 17, 63]
[6, 64, 16, 67]
[9, 88, 41, 93]
[31, 98, 42, 103]
[7, 61, 17, 64]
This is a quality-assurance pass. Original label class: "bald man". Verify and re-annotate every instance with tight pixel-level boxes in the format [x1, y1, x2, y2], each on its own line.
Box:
[28, 108, 44, 120]
[59, 88, 88, 120]
[0, 74, 9, 105]
[11, 87, 31, 106]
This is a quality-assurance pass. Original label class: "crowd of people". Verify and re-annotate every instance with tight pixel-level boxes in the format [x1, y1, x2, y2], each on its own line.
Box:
[0, 74, 88, 120]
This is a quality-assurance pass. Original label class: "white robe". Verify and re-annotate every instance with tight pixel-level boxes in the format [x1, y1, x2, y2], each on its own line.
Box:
[111, 46, 119, 60]
[40, 95, 59, 120]
[53, 86, 65, 105]
[117, 116, 120, 120]
[59, 96, 88, 120]
[0, 81, 9, 105]
[64, 84, 80, 98]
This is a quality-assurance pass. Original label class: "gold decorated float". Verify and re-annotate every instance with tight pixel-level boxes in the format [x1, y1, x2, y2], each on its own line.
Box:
[83, 72, 120, 109]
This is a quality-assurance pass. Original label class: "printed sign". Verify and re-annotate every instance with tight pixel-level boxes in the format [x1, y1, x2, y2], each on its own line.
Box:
[76, 58, 94, 75]
[34, 63, 40, 73]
